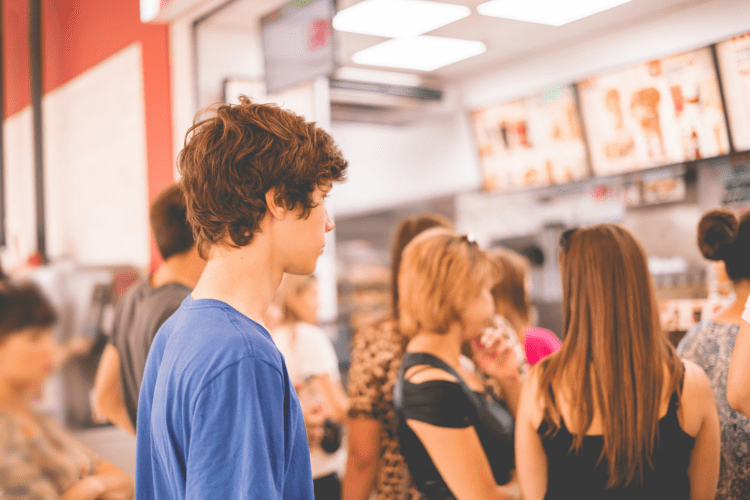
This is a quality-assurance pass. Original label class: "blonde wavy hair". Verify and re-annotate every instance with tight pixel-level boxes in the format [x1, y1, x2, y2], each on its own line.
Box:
[398, 228, 501, 337]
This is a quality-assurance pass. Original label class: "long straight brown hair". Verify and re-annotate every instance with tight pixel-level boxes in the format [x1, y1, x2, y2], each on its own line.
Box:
[538, 224, 684, 488]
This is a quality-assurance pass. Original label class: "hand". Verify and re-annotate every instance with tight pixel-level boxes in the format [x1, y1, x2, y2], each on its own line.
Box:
[471, 329, 520, 383]
[302, 403, 326, 448]
[61, 476, 105, 500]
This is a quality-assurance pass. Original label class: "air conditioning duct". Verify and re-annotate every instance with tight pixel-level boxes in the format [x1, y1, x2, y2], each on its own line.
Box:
[329, 67, 455, 125]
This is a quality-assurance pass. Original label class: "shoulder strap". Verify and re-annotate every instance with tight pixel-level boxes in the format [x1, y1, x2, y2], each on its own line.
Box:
[401, 352, 460, 378]
[667, 361, 687, 415]
[399, 352, 479, 402]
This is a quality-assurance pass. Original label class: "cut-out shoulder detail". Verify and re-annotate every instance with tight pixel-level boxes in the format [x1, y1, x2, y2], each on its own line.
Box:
[404, 365, 459, 384]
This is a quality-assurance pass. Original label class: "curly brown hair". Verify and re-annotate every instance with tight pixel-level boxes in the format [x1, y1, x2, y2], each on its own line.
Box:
[178, 96, 348, 258]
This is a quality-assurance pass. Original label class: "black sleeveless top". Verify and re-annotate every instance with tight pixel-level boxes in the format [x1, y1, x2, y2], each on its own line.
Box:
[394, 352, 515, 500]
[538, 385, 695, 500]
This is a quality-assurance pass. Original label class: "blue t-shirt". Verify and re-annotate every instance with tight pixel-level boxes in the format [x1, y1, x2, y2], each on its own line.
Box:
[135, 296, 314, 500]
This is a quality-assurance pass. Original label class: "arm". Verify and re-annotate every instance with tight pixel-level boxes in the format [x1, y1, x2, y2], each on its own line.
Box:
[407, 420, 519, 500]
[92, 345, 135, 436]
[681, 360, 720, 500]
[61, 460, 134, 500]
[727, 320, 750, 418]
[343, 417, 381, 500]
[514, 370, 548, 500]
[404, 368, 519, 500]
[309, 374, 349, 422]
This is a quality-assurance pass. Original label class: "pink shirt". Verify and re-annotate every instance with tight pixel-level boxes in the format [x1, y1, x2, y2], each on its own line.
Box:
[524, 327, 562, 365]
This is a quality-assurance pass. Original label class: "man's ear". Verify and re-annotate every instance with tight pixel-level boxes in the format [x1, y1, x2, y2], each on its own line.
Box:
[265, 188, 288, 220]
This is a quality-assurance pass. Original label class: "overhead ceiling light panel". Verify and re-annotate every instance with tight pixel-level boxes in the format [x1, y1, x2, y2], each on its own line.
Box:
[333, 0, 471, 38]
[352, 36, 487, 71]
[476, 0, 632, 26]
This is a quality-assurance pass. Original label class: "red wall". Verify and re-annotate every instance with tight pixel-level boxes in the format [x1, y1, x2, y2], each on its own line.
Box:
[3, 0, 173, 271]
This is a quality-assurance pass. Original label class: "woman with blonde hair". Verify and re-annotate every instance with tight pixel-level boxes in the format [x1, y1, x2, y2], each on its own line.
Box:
[515, 224, 720, 499]
[395, 229, 520, 500]
[271, 274, 348, 500]
[344, 213, 453, 500]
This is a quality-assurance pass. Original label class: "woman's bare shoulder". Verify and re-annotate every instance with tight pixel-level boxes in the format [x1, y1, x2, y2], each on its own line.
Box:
[677, 359, 715, 436]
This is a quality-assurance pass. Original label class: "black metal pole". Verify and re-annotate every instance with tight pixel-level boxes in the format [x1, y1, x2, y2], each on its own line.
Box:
[29, 0, 45, 261]
[0, 0, 6, 247]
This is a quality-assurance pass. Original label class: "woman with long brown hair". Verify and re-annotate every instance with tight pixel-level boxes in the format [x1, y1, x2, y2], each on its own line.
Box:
[515, 223, 720, 499]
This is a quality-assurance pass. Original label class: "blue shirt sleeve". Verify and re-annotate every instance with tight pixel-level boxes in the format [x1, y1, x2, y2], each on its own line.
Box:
[184, 357, 313, 500]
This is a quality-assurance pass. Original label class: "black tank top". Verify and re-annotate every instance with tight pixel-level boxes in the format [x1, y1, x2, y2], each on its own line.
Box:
[394, 352, 515, 499]
[538, 383, 695, 500]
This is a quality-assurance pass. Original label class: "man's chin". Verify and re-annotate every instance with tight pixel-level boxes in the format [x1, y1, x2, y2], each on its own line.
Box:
[285, 263, 317, 276]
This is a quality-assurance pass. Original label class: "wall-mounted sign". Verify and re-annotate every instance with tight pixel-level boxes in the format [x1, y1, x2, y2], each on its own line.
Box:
[717, 33, 750, 152]
[261, 0, 337, 95]
[579, 47, 729, 176]
[470, 85, 589, 192]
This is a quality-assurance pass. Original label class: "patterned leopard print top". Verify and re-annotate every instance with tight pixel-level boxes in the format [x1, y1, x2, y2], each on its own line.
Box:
[348, 317, 421, 500]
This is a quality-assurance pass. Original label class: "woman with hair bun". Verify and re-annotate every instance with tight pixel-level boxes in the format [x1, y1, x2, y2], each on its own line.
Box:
[678, 209, 750, 499]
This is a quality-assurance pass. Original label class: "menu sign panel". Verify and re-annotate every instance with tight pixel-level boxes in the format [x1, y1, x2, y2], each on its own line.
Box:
[579, 47, 729, 177]
[717, 33, 750, 152]
[470, 85, 589, 192]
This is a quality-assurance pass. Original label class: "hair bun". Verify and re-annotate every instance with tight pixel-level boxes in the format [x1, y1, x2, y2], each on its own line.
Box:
[698, 209, 739, 261]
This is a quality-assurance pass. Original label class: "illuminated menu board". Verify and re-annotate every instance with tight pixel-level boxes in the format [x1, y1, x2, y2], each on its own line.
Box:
[716, 33, 750, 152]
[470, 85, 589, 192]
[579, 47, 730, 177]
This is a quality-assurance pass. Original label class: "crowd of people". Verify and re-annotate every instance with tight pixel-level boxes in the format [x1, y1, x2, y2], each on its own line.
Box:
[0, 98, 748, 499]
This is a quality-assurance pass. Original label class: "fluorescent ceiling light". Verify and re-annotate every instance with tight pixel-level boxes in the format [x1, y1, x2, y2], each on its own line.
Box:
[352, 36, 487, 71]
[333, 0, 471, 38]
[477, 0, 632, 26]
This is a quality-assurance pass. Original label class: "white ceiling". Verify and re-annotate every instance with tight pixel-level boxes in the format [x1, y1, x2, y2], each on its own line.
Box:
[201, 0, 730, 82]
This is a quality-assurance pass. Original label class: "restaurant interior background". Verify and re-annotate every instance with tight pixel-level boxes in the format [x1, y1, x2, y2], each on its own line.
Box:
[3, 0, 750, 479]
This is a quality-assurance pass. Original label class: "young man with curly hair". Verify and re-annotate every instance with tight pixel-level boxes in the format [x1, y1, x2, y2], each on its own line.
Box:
[135, 97, 347, 500]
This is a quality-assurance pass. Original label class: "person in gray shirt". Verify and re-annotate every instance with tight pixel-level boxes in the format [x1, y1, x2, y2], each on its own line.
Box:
[92, 183, 206, 434]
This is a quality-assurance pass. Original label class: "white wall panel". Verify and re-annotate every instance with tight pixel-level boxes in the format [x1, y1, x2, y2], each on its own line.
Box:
[4, 108, 36, 264]
[43, 42, 150, 268]
[329, 113, 481, 216]
[3, 43, 150, 269]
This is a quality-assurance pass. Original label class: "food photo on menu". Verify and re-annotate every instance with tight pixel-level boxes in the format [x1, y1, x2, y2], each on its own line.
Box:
[717, 32, 750, 152]
[470, 85, 589, 192]
[579, 46, 730, 177]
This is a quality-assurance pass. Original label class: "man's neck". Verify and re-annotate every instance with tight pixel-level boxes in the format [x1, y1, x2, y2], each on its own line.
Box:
[151, 252, 202, 289]
[190, 238, 283, 327]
